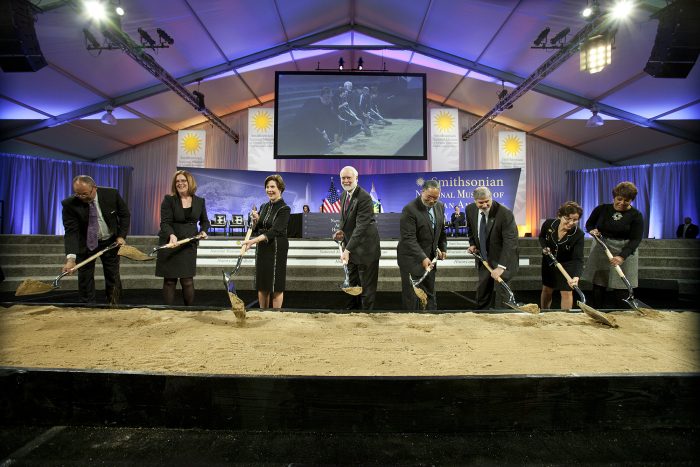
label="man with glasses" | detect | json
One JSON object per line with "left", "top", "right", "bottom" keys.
{"left": 397, "top": 179, "right": 447, "bottom": 311}
{"left": 466, "top": 186, "right": 519, "bottom": 309}
{"left": 61, "top": 175, "right": 130, "bottom": 304}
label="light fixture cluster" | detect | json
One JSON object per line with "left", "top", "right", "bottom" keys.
{"left": 531, "top": 27, "right": 570, "bottom": 49}
{"left": 316, "top": 57, "right": 385, "bottom": 72}
{"left": 580, "top": 34, "right": 612, "bottom": 74}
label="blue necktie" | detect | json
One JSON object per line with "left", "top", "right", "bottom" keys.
{"left": 479, "top": 212, "right": 488, "bottom": 259}
{"left": 87, "top": 201, "right": 99, "bottom": 250}
{"left": 428, "top": 209, "right": 435, "bottom": 230}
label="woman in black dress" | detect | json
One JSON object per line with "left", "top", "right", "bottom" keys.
{"left": 155, "top": 170, "right": 209, "bottom": 306}
{"left": 242, "top": 174, "right": 291, "bottom": 309}
{"left": 539, "top": 201, "right": 584, "bottom": 310}
{"left": 582, "top": 181, "right": 643, "bottom": 308}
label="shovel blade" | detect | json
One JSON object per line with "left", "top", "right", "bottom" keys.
{"left": 15, "top": 279, "right": 56, "bottom": 296}
{"left": 579, "top": 301, "right": 618, "bottom": 328}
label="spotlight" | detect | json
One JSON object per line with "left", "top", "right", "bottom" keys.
{"left": 582, "top": 0, "right": 600, "bottom": 18}
{"left": 338, "top": 57, "right": 344, "bottom": 71}
{"left": 533, "top": 27, "right": 550, "bottom": 46}
{"left": 83, "top": 28, "right": 101, "bottom": 49}
{"left": 550, "top": 27, "right": 570, "bottom": 45}
{"left": 156, "top": 28, "right": 174, "bottom": 45}
{"left": 611, "top": 0, "right": 634, "bottom": 19}
{"left": 357, "top": 57, "right": 363, "bottom": 70}
{"left": 84, "top": 0, "right": 107, "bottom": 20}
{"left": 138, "top": 28, "right": 157, "bottom": 49}
{"left": 100, "top": 106, "right": 117, "bottom": 125}
{"left": 192, "top": 90, "right": 205, "bottom": 111}
{"left": 115, "top": 6, "right": 125, "bottom": 16}
{"left": 580, "top": 33, "right": 612, "bottom": 73}
{"left": 497, "top": 89, "right": 508, "bottom": 100}
{"left": 585, "top": 109, "right": 604, "bottom": 127}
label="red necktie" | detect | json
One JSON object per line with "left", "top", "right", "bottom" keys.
{"left": 344, "top": 193, "right": 351, "bottom": 213}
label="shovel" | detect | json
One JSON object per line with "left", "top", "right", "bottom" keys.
{"left": 409, "top": 249, "right": 441, "bottom": 310}
{"left": 591, "top": 233, "right": 656, "bottom": 316}
{"left": 544, "top": 250, "right": 618, "bottom": 328}
{"left": 336, "top": 241, "right": 362, "bottom": 296}
{"left": 117, "top": 244, "right": 154, "bottom": 261}
{"left": 15, "top": 242, "right": 120, "bottom": 296}
{"left": 221, "top": 229, "right": 253, "bottom": 321}
{"left": 149, "top": 232, "right": 205, "bottom": 257}
{"left": 469, "top": 250, "right": 540, "bottom": 313}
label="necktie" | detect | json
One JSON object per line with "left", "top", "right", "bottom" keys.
{"left": 344, "top": 193, "right": 351, "bottom": 213}
{"left": 479, "top": 212, "right": 488, "bottom": 259}
{"left": 428, "top": 209, "right": 435, "bottom": 230}
{"left": 87, "top": 201, "right": 99, "bottom": 250}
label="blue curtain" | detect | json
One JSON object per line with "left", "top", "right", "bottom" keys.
{"left": 0, "top": 153, "right": 132, "bottom": 235}
{"left": 567, "top": 161, "right": 700, "bottom": 239}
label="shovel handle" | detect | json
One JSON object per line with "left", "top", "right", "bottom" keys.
{"left": 239, "top": 228, "right": 253, "bottom": 256}
{"left": 71, "top": 242, "right": 119, "bottom": 272}
{"left": 470, "top": 251, "right": 505, "bottom": 284}
{"left": 593, "top": 234, "right": 627, "bottom": 279}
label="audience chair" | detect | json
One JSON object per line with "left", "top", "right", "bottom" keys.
{"left": 229, "top": 214, "right": 246, "bottom": 236}
{"left": 210, "top": 214, "right": 227, "bottom": 236}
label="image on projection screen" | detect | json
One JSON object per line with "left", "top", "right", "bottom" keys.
{"left": 275, "top": 71, "right": 427, "bottom": 159}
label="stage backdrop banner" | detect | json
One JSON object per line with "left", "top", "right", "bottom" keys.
{"left": 247, "top": 108, "right": 275, "bottom": 171}
{"left": 177, "top": 130, "right": 206, "bottom": 167}
{"left": 184, "top": 167, "right": 520, "bottom": 224}
{"left": 430, "top": 108, "right": 459, "bottom": 172}
{"left": 498, "top": 131, "right": 526, "bottom": 226}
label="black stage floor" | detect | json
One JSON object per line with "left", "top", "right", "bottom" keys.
{"left": 2, "top": 287, "right": 698, "bottom": 311}
{"left": 2, "top": 425, "right": 697, "bottom": 465}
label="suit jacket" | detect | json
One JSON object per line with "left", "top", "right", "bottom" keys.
{"left": 62, "top": 187, "right": 130, "bottom": 256}
{"left": 451, "top": 212, "right": 466, "bottom": 226}
{"left": 158, "top": 194, "right": 210, "bottom": 243}
{"left": 397, "top": 196, "right": 447, "bottom": 272}
{"left": 466, "top": 200, "right": 519, "bottom": 273}
{"left": 676, "top": 223, "right": 699, "bottom": 239}
{"left": 340, "top": 186, "right": 381, "bottom": 265}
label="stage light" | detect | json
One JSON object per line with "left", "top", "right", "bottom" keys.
{"left": 115, "top": 6, "right": 125, "bottom": 16}
{"left": 84, "top": 0, "right": 107, "bottom": 20}
{"left": 138, "top": 28, "right": 157, "bottom": 49}
{"left": 550, "top": 27, "right": 570, "bottom": 46}
{"left": 156, "top": 28, "right": 174, "bottom": 45}
{"left": 192, "top": 90, "right": 205, "bottom": 111}
{"left": 533, "top": 27, "right": 550, "bottom": 46}
{"left": 585, "top": 108, "right": 604, "bottom": 127}
{"left": 582, "top": 0, "right": 600, "bottom": 18}
{"left": 100, "top": 106, "right": 117, "bottom": 125}
{"left": 83, "top": 28, "right": 101, "bottom": 49}
{"left": 338, "top": 57, "right": 344, "bottom": 71}
{"left": 580, "top": 33, "right": 612, "bottom": 73}
{"left": 497, "top": 89, "right": 507, "bottom": 100}
{"left": 357, "top": 57, "right": 364, "bottom": 70}
{"left": 611, "top": 0, "right": 634, "bottom": 19}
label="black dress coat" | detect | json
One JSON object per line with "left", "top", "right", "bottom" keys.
{"left": 538, "top": 218, "right": 584, "bottom": 290}
{"left": 339, "top": 186, "right": 381, "bottom": 265}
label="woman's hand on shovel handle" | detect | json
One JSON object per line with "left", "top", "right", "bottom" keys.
{"left": 610, "top": 255, "right": 624, "bottom": 266}
{"left": 167, "top": 234, "right": 178, "bottom": 247}
{"left": 589, "top": 229, "right": 600, "bottom": 237}
{"left": 568, "top": 276, "right": 580, "bottom": 288}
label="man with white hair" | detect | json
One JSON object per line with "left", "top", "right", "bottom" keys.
{"left": 333, "top": 166, "right": 381, "bottom": 310}
{"left": 466, "top": 186, "right": 519, "bottom": 309}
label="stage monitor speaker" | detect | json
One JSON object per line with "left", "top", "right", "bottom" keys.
{"left": 643, "top": 0, "right": 700, "bottom": 79}
{"left": 0, "top": 0, "right": 48, "bottom": 72}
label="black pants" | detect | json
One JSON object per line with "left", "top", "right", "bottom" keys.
{"left": 77, "top": 238, "right": 121, "bottom": 304}
{"left": 347, "top": 258, "right": 379, "bottom": 310}
{"left": 400, "top": 265, "right": 437, "bottom": 311}
{"left": 475, "top": 263, "right": 512, "bottom": 309}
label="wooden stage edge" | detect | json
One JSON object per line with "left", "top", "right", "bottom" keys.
{"left": 2, "top": 366, "right": 698, "bottom": 433}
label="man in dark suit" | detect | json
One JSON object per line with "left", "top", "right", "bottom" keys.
{"left": 62, "top": 175, "right": 130, "bottom": 304}
{"left": 466, "top": 186, "right": 519, "bottom": 309}
{"left": 333, "top": 166, "right": 381, "bottom": 310}
{"left": 676, "top": 217, "right": 699, "bottom": 239}
{"left": 397, "top": 180, "right": 448, "bottom": 311}
{"left": 450, "top": 205, "right": 466, "bottom": 236}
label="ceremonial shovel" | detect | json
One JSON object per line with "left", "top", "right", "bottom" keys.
{"left": 222, "top": 229, "right": 253, "bottom": 320}
{"left": 15, "top": 242, "right": 120, "bottom": 296}
{"left": 149, "top": 232, "right": 206, "bottom": 257}
{"left": 469, "top": 250, "right": 540, "bottom": 313}
{"left": 591, "top": 234, "right": 656, "bottom": 316}
{"left": 336, "top": 241, "right": 362, "bottom": 296}
{"left": 544, "top": 250, "right": 617, "bottom": 328}
{"left": 409, "top": 249, "right": 441, "bottom": 310}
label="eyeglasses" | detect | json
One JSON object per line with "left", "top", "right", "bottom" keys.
{"left": 561, "top": 217, "right": 580, "bottom": 224}
{"left": 73, "top": 186, "right": 95, "bottom": 198}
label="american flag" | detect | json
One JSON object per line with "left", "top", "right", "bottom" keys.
{"left": 322, "top": 177, "right": 342, "bottom": 213}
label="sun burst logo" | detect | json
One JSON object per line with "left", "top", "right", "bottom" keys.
{"left": 252, "top": 111, "right": 272, "bottom": 132}
{"left": 502, "top": 134, "right": 523, "bottom": 156}
{"left": 433, "top": 111, "right": 455, "bottom": 133}
{"left": 180, "top": 132, "right": 202, "bottom": 155}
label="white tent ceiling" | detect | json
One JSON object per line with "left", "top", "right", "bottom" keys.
{"left": 1, "top": 0, "right": 698, "bottom": 164}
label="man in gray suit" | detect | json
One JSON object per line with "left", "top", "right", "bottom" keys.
{"left": 466, "top": 186, "right": 519, "bottom": 309}
{"left": 333, "top": 166, "right": 381, "bottom": 310}
{"left": 397, "top": 179, "right": 448, "bottom": 311}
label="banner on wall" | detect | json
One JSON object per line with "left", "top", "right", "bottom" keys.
{"left": 247, "top": 108, "right": 275, "bottom": 171}
{"left": 177, "top": 130, "right": 206, "bottom": 167}
{"left": 184, "top": 167, "right": 520, "bottom": 222}
{"left": 498, "top": 131, "right": 527, "bottom": 225}
{"left": 430, "top": 108, "right": 459, "bottom": 172}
